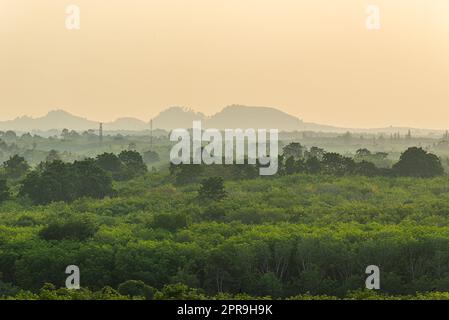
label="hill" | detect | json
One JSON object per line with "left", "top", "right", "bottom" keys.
{"left": 0, "top": 106, "right": 445, "bottom": 136}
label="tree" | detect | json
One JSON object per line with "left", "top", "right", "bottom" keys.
{"left": 0, "top": 139, "right": 7, "bottom": 151}
{"left": 72, "top": 159, "right": 115, "bottom": 199}
{"left": 307, "top": 147, "right": 325, "bottom": 160}
{"left": 284, "top": 156, "right": 297, "bottom": 175}
{"left": 154, "top": 283, "right": 206, "bottom": 300}
{"left": 39, "top": 215, "right": 98, "bottom": 241}
{"left": 143, "top": 150, "right": 160, "bottom": 164}
{"left": 0, "top": 179, "right": 10, "bottom": 203}
{"left": 305, "top": 157, "right": 321, "bottom": 174}
{"left": 199, "top": 177, "right": 227, "bottom": 201}
{"left": 253, "top": 272, "right": 283, "bottom": 297}
{"left": 353, "top": 161, "right": 379, "bottom": 177}
{"left": 171, "top": 163, "right": 204, "bottom": 185}
{"left": 341, "top": 131, "right": 352, "bottom": 142}
{"left": 284, "top": 156, "right": 304, "bottom": 175}
{"left": 321, "top": 153, "right": 354, "bottom": 175}
{"left": 20, "top": 161, "right": 75, "bottom": 204}
{"left": 45, "top": 150, "right": 61, "bottom": 163}
{"left": 4, "top": 131, "right": 16, "bottom": 139}
{"left": 151, "top": 212, "right": 188, "bottom": 231}
{"left": 355, "top": 148, "right": 371, "bottom": 158}
{"left": 393, "top": 147, "right": 444, "bottom": 178}
{"left": 118, "top": 280, "right": 154, "bottom": 299}
{"left": 118, "top": 150, "right": 147, "bottom": 180}
{"left": 283, "top": 143, "right": 304, "bottom": 160}
{"left": 96, "top": 153, "right": 124, "bottom": 179}
{"left": 231, "top": 163, "right": 259, "bottom": 180}
{"left": 20, "top": 159, "right": 114, "bottom": 205}
{"left": 3, "top": 155, "right": 30, "bottom": 179}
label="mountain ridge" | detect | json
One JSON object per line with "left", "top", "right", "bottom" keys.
{"left": 0, "top": 106, "right": 445, "bottom": 136}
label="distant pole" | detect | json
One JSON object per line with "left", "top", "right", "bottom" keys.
{"left": 99, "top": 122, "right": 103, "bottom": 144}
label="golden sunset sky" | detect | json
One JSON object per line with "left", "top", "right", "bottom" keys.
{"left": 1, "top": 0, "right": 449, "bottom": 128}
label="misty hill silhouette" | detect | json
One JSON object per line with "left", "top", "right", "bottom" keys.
{"left": 152, "top": 107, "right": 205, "bottom": 130}
{"left": 0, "top": 106, "right": 443, "bottom": 135}
{"left": 0, "top": 106, "right": 308, "bottom": 132}
{"left": 106, "top": 117, "right": 148, "bottom": 131}
{"left": 0, "top": 110, "right": 98, "bottom": 131}
{"left": 205, "top": 105, "right": 302, "bottom": 130}
{"left": 152, "top": 105, "right": 309, "bottom": 131}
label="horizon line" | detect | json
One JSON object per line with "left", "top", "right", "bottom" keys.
{"left": 0, "top": 106, "right": 448, "bottom": 132}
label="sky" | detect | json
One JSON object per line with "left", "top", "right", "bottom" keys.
{"left": 1, "top": 0, "right": 449, "bottom": 129}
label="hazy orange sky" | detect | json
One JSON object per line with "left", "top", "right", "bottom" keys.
{"left": 1, "top": 0, "right": 449, "bottom": 128}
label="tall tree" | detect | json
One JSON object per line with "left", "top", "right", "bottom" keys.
{"left": 20, "top": 159, "right": 114, "bottom": 205}
{"left": 45, "top": 150, "right": 61, "bottom": 163}
{"left": 3, "top": 155, "right": 30, "bottom": 179}
{"left": 393, "top": 147, "right": 444, "bottom": 177}
{"left": 305, "top": 156, "right": 321, "bottom": 174}
{"left": 283, "top": 143, "right": 304, "bottom": 160}
{"left": 199, "top": 177, "right": 227, "bottom": 201}
{"left": 96, "top": 153, "right": 124, "bottom": 179}
{"left": 118, "top": 150, "right": 148, "bottom": 180}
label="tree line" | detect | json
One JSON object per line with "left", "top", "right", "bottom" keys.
{"left": 169, "top": 145, "right": 445, "bottom": 186}
{"left": 0, "top": 145, "right": 444, "bottom": 206}
{"left": 0, "top": 150, "right": 148, "bottom": 205}
{"left": 279, "top": 144, "right": 444, "bottom": 178}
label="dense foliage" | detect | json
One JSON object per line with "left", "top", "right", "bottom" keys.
{"left": 0, "top": 180, "right": 9, "bottom": 203}
{"left": 96, "top": 151, "right": 148, "bottom": 181}
{"left": 1, "top": 143, "right": 449, "bottom": 300}
{"left": 1, "top": 169, "right": 449, "bottom": 299}
{"left": 393, "top": 147, "right": 444, "bottom": 177}
{"left": 19, "top": 160, "right": 114, "bottom": 205}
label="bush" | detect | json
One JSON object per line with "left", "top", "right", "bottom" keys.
{"left": 151, "top": 212, "right": 188, "bottom": 231}
{"left": 39, "top": 215, "right": 99, "bottom": 241}
{"left": 198, "top": 177, "right": 227, "bottom": 201}
{"left": 118, "top": 280, "right": 154, "bottom": 299}
{"left": 154, "top": 283, "right": 206, "bottom": 300}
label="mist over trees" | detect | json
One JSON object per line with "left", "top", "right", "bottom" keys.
{"left": 1, "top": 127, "right": 449, "bottom": 300}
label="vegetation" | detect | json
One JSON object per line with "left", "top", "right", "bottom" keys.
{"left": 2, "top": 130, "right": 449, "bottom": 300}
{"left": 198, "top": 177, "right": 227, "bottom": 201}
{"left": 19, "top": 160, "right": 114, "bottom": 205}
{"left": 393, "top": 147, "right": 444, "bottom": 177}
{"left": 0, "top": 180, "right": 9, "bottom": 203}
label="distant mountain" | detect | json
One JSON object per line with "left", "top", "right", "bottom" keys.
{"left": 152, "top": 107, "right": 205, "bottom": 130}
{"left": 205, "top": 105, "right": 303, "bottom": 131}
{"left": 0, "top": 110, "right": 98, "bottom": 131}
{"left": 0, "top": 106, "right": 445, "bottom": 136}
{"left": 151, "top": 105, "right": 308, "bottom": 131}
{"left": 105, "top": 117, "right": 148, "bottom": 131}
